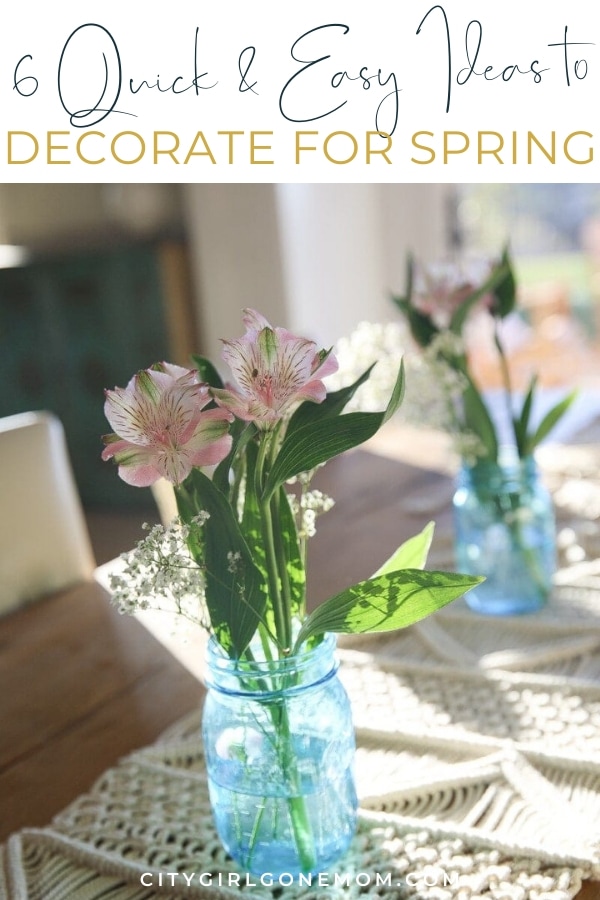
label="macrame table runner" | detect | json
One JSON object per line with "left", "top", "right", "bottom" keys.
{"left": 2, "top": 444, "right": 600, "bottom": 900}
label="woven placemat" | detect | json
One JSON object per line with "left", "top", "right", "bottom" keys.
{"left": 3, "top": 445, "right": 600, "bottom": 899}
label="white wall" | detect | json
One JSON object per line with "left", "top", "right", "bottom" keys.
{"left": 275, "top": 183, "right": 453, "bottom": 346}
{"left": 183, "top": 183, "right": 453, "bottom": 356}
{"left": 381, "top": 183, "right": 453, "bottom": 294}
{"left": 182, "top": 184, "right": 289, "bottom": 361}
{"left": 275, "top": 184, "right": 388, "bottom": 347}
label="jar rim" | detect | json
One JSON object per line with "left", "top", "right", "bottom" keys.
{"left": 461, "top": 449, "right": 537, "bottom": 479}
{"left": 205, "top": 633, "right": 338, "bottom": 696}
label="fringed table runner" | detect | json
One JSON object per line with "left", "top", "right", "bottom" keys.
{"left": 2, "top": 445, "right": 600, "bottom": 899}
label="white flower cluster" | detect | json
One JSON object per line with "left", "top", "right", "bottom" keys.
{"left": 425, "top": 330, "right": 465, "bottom": 360}
{"left": 452, "top": 431, "right": 488, "bottom": 466}
{"left": 327, "top": 320, "right": 488, "bottom": 463}
{"left": 287, "top": 468, "right": 323, "bottom": 487}
{"left": 405, "top": 332, "right": 466, "bottom": 424}
{"left": 227, "top": 550, "right": 243, "bottom": 574}
{"left": 326, "top": 320, "right": 408, "bottom": 413}
{"left": 401, "top": 335, "right": 486, "bottom": 462}
{"left": 109, "top": 516, "right": 210, "bottom": 630}
{"left": 287, "top": 488, "right": 335, "bottom": 540}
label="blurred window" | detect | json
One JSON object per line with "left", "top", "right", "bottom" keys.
{"left": 453, "top": 184, "right": 600, "bottom": 388}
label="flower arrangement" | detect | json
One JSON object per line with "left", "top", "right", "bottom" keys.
{"left": 103, "top": 308, "right": 480, "bottom": 660}
{"left": 101, "top": 308, "right": 482, "bottom": 874}
{"left": 391, "top": 251, "right": 576, "bottom": 614}
{"left": 391, "top": 249, "right": 577, "bottom": 464}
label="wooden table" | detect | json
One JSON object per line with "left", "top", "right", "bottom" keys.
{"left": 0, "top": 579, "right": 202, "bottom": 842}
{"left": 1, "top": 449, "right": 598, "bottom": 899}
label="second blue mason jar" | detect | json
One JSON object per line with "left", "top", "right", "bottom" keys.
{"left": 453, "top": 453, "right": 556, "bottom": 615}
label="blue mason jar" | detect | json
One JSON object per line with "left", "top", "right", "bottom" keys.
{"left": 202, "top": 633, "right": 358, "bottom": 876}
{"left": 453, "top": 453, "right": 556, "bottom": 615}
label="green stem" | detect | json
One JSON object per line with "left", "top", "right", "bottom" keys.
{"left": 505, "top": 506, "right": 549, "bottom": 599}
{"left": 244, "top": 431, "right": 314, "bottom": 868}
{"left": 256, "top": 434, "right": 292, "bottom": 654}
{"left": 268, "top": 423, "right": 296, "bottom": 631}
{"left": 260, "top": 496, "right": 291, "bottom": 653}
{"left": 230, "top": 454, "right": 246, "bottom": 516}
{"left": 272, "top": 489, "right": 295, "bottom": 633}
{"left": 494, "top": 321, "right": 518, "bottom": 452}
{"left": 239, "top": 692, "right": 317, "bottom": 873}
{"left": 258, "top": 622, "right": 274, "bottom": 662}
{"left": 296, "top": 478, "right": 315, "bottom": 614}
{"left": 245, "top": 802, "right": 267, "bottom": 871}
{"left": 271, "top": 699, "right": 316, "bottom": 873}
{"left": 440, "top": 349, "right": 468, "bottom": 436}
{"left": 484, "top": 482, "right": 549, "bottom": 599}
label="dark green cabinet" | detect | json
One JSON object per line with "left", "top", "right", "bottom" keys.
{"left": 0, "top": 243, "right": 178, "bottom": 508}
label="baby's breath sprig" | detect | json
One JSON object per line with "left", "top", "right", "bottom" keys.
{"left": 109, "top": 516, "right": 210, "bottom": 631}
{"left": 286, "top": 465, "right": 335, "bottom": 562}
{"left": 328, "top": 320, "right": 486, "bottom": 461}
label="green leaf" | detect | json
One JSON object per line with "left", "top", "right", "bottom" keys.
{"left": 238, "top": 447, "right": 305, "bottom": 632}
{"left": 383, "top": 358, "right": 405, "bottom": 423}
{"left": 391, "top": 254, "right": 441, "bottom": 348}
{"left": 263, "top": 364, "right": 405, "bottom": 500}
{"left": 372, "top": 522, "right": 435, "bottom": 577}
{"left": 191, "top": 354, "right": 224, "bottom": 389}
{"left": 174, "top": 480, "right": 205, "bottom": 562}
{"left": 396, "top": 298, "right": 439, "bottom": 347}
{"left": 286, "top": 364, "right": 376, "bottom": 436}
{"left": 294, "top": 569, "right": 484, "bottom": 649}
{"left": 449, "top": 257, "right": 513, "bottom": 335}
{"left": 462, "top": 374, "right": 499, "bottom": 462}
{"left": 240, "top": 440, "right": 267, "bottom": 584}
{"left": 212, "top": 420, "right": 255, "bottom": 496}
{"left": 513, "top": 375, "right": 537, "bottom": 457}
{"left": 390, "top": 252, "right": 414, "bottom": 310}
{"left": 238, "top": 442, "right": 281, "bottom": 644}
{"left": 176, "top": 470, "right": 265, "bottom": 658}
{"left": 274, "top": 486, "right": 305, "bottom": 617}
{"left": 405, "top": 250, "right": 414, "bottom": 300}
{"left": 238, "top": 444, "right": 305, "bottom": 642}
{"left": 491, "top": 245, "right": 517, "bottom": 319}
{"left": 264, "top": 413, "right": 380, "bottom": 499}
{"left": 524, "top": 389, "right": 578, "bottom": 455}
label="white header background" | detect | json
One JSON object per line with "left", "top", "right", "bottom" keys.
{"left": 0, "top": 0, "right": 597, "bottom": 181}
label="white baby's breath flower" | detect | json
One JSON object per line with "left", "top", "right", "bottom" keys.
{"left": 286, "top": 486, "right": 334, "bottom": 542}
{"left": 453, "top": 432, "right": 488, "bottom": 466}
{"left": 326, "top": 321, "right": 407, "bottom": 413}
{"left": 425, "top": 330, "right": 466, "bottom": 360}
{"left": 300, "top": 508, "right": 317, "bottom": 539}
{"left": 227, "top": 550, "right": 243, "bottom": 574}
{"left": 300, "top": 489, "right": 335, "bottom": 514}
{"left": 329, "top": 319, "right": 486, "bottom": 462}
{"left": 109, "top": 516, "right": 210, "bottom": 632}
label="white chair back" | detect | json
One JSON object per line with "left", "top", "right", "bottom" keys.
{"left": 0, "top": 411, "right": 96, "bottom": 614}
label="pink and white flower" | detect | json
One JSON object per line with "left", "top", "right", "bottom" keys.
{"left": 413, "top": 259, "right": 493, "bottom": 329}
{"left": 102, "top": 362, "right": 233, "bottom": 486}
{"left": 212, "top": 309, "right": 338, "bottom": 426}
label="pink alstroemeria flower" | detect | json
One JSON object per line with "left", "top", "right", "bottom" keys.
{"left": 414, "top": 260, "right": 493, "bottom": 329}
{"left": 102, "top": 362, "right": 233, "bottom": 486}
{"left": 212, "top": 309, "right": 338, "bottom": 426}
